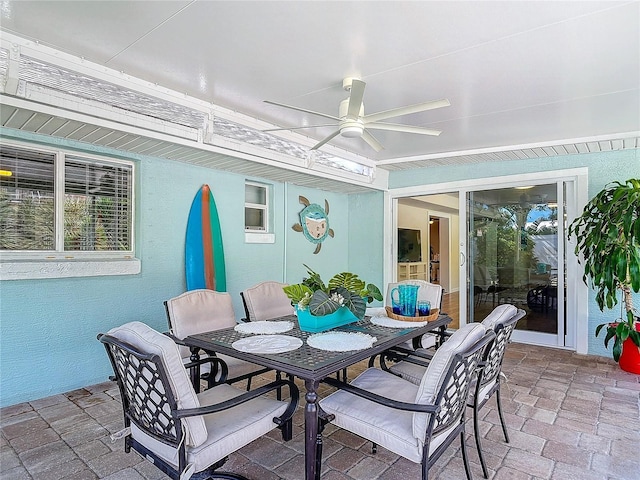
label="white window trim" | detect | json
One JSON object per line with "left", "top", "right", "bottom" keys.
{"left": 244, "top": 232, "right": 275, "bottom": 244}
{"left": 0, "top": 140, "right": 139, "bottom": 280}
{"left": 0, "top": 258, "right": 141, "bottom": 280}
{"left": 244, "top": 180, "right": 274, "bottom": 243}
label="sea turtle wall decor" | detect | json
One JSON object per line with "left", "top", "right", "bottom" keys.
{"left": 292, "top": 195, "right": 334, "bottom": 254}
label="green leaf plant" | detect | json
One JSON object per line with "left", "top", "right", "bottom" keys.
{"left": 283, "top": 264, "right": 383, "bottom": 320}
{"left": 567, "top": 179, "right": 640, "bottom": 362}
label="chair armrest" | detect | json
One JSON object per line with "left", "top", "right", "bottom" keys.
{"left": 164, "top": 332, "right": 230, "bottom": 385}
{"left": 163, "top": 331, "right": 187, "bottom": 346}
{"left": 322, "top": 377, "right": 439, "bottom": 414}
{"left": 175, "top": 378, "right": 299, "bottom": 424}
{"left": 183, "top": 356, "right": 229, "bottom": 383}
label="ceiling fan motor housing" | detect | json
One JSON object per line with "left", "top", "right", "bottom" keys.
{"left": 338, "top": 98, "right": 364, "bottom": 137}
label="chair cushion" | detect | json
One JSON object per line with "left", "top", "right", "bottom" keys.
{"left": 413, "top": 322, "right": 486, "bottom": 441}
{"left": 131, "top": 383, "right": 288, "bottom": 472}
{"left": 480, "top": 304, "right": 517, "bottom": 331}
{"left": 243, "top": 281, "right": 294, "bottom": 321}
{"left": 166, "top": 290, "right": 236, "bottom": 358}
{"left": 319, "top": 368, "right": 458, "bottom": 463}
{"left": 319, "top": 368, "right": 422, "bottom": 462}
{"left": 388, "top": 353, "right": 429, "bottom": 385}
{"left": 106, "top": 321, "right": 208, "bottom": 447}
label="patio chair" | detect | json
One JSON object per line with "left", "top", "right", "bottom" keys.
{"left": 98, "top": 321, "right": 298, "bottom": 480}
{"left": 319, "top": 323, "right": 494, "bottom": 480}
{"left": 240, "top": 281, "right": 294, "bottom": 322}
{"left": 164, "top": 289, "right": 271, "bottom": 391}
{"left": 386, "top": 304, "right": 525, "bottom": 478}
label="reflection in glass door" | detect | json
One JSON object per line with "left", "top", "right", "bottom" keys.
{"left": 467, "top": 183, "right": 566, "bottom": 346}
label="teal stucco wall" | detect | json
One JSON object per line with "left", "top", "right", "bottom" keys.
{"left": 0, "top": 133, "right": 363, "bottom": 407}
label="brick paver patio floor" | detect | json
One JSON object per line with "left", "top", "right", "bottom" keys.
{"left": 2, "top": 342, "right": 639, "bottom": 480}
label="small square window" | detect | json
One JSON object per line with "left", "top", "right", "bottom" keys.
{"left": 244, "top": 182, "right": 269, "bottom": 232}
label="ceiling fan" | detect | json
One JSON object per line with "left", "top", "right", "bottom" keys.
{"left": 263, "top": 77, "right": 450, "bottom": 152}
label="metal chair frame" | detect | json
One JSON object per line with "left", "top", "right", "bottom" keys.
{"left": 469, "top": 310, "right": 523, "bottom": 478}
{"left": 319, "top": 330, "right": 495, "bottom": 480}
{"left": 373, "top": 308, "right": 525, "bottom": 479}
{"left": 98, "top": 332, "right": 298, "bottom": 480}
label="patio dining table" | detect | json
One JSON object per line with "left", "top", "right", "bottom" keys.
{"left": 184, "top": 313, "right": 452, "bottom": 480}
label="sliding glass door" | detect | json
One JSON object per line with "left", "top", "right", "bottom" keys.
{"left": 466, "top": 182, "right": 568, "bottom": 347}
{"left": 389, "top": 169, "right": 587, "bottom": 351}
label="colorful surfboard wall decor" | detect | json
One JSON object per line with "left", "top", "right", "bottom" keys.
{"left": 185, "top": 184, "right": 227, "bottom": 291}
{"left": 292, "top": 195, "right": 334, "bottom": 254}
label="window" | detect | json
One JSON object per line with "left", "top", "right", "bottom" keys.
{"left": 245, "top": 181, "right": 268, "bottom": 232}
{"left": 0, "top": 142, "right": 138, "bottom": 279}
{"left": 244, "top": 181, "right": 274, "bottom": 243}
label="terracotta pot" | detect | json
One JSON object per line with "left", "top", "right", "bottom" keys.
{"left": 619, "top": 323, "right": 640, "bottom": 375}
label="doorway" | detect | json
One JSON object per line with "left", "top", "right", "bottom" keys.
{"left": 395, "top": 195, "right": 459, "bottom": 327}
{"left": 387, "top": 168, "right": 588, "bottom": 352}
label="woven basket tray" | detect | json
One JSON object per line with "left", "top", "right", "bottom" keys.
{"left": 384, "top": 306, "right": 440, "bottom": 322}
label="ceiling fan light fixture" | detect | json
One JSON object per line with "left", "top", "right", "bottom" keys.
{"left": 341, "top": 125, "right": 364, "bottom": 138}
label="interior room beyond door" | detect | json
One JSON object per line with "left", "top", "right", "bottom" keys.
{"left": 467, "top": 184, "right": 563, "bottom": 345}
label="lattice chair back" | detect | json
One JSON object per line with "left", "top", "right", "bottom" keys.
{"left": 104, "top": 335, "right": 179, "bottom": 447}
{"left": 413, "top": 323, "right": 494, "bottom": 443}
{"left": 477, "top": 305, "right": 524, "bottom": 398}
{"left": 241, "top": 281, "right": 294, "bottom": 321}
{"left": 386, "top": 280, "right": 443, "bottom": 310}
{"left": 99, "top": 322, "right": 207, "bottom": 471}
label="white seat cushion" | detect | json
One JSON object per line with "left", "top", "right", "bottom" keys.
{"left": 320, "top": 368, "right": 422, "bottom": 462}
{"left": 106, "top": 321, "right": 208, "bottom": 447}
{"left": 389, "top": 353, "right": 430, "bottom": 385}
{"left": 480, "top": 304, "right": 517, "bottom": 331}
{"left": 132, "top": 382, "right": 288, "bottom": 472}
{"left": 320, "top": 368, "right": 460, "bottom": 463}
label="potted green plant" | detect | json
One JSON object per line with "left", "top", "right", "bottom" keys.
{"left": 567, "top": 178, "right": 640, "bottom": 373}
{"left": 283, "top": 264, "right": 383, "bottom": 332}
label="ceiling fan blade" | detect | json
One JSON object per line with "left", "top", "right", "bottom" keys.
{"left": 262, "top": 123, "right": 338, "bottom": 133}
{"left": 363, "top": 98, "right": 450, "bottom": 123}
{"left": 264, "top": 100, "right": 340, "bottom": 121}
{"left": 310, "top": 130, "right": 341, "bottom": 150}
{"left": 346, "top": 79, "right": 366, "bottom": 118}
{"left": 366, "top": 122, "right": 442, "bottom": 136}
{"left": 362, "top": 130, "right": 384, "bottom": 152}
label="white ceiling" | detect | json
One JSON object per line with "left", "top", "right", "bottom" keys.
{"left": 1, "top": 1, "right": 639, "bottom": 171}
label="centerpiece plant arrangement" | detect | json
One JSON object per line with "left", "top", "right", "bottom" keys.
{"left": 283, "top": 264, "right": 383, "bottom": 320}
{"left": 567, "top": 178, "right": 640, "bottom": 371}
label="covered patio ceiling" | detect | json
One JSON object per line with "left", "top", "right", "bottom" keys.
{"left": 0, "top": 1, "right": 638, "bottom": 193}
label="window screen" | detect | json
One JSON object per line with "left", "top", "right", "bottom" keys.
{"left": 0, "top": 146, "right": 55, "bottom": 250}
{"left": 0, "top": 143, "right": 133, "bottom": 254}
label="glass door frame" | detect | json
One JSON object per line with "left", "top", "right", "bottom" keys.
{"left": 384, "top": 167, "right": 589, "bottom": 353}
{"left": 466, "top": 181, "right": 567, "bottom": 347}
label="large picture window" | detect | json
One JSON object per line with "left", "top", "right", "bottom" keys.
{"left": 0, "top": 143, "right": 134, "bottom": 258}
